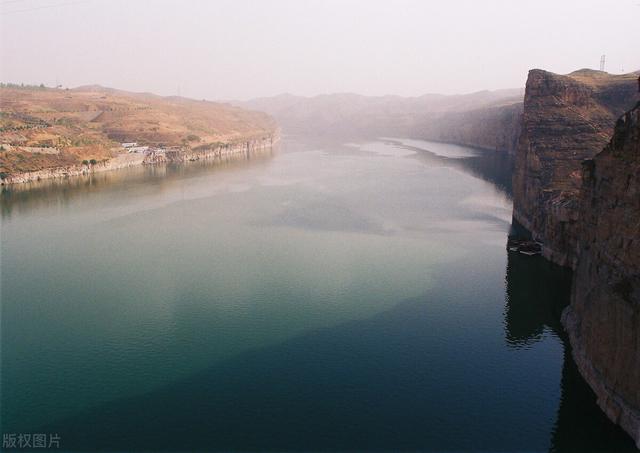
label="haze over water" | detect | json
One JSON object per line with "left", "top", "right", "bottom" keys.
{"left": 1, "top": 138, "right": 635, "bottom": 451}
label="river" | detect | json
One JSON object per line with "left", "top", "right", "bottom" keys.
{"left": 0, "top": 137, "right": 635, "bottom": 452}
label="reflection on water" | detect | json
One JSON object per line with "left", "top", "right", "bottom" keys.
{"left": 24, "top": 252, "right": 635, "bottom": 452}
{"left": 1, "top": 138, "right": 635, "bottom": 452}
{"left": 504, "top": 250, "right": 571, "bottom": 347}
{"left": 391, "top": 138, "right": 514, "bottom": 197}
{"left": 504, "top": 252, "right": 636, "bottom": 452}
{"left": 0, "top": 148, "right": 275, "bottom": 219}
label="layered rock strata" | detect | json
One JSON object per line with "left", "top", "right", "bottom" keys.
{"left": 512, "top": 69, "right": 638, "bottom": 267}
{"left": 562, "top": 103, "right": 640, "bottom": 448}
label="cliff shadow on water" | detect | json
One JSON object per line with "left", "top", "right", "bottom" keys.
{"left": 395, "top": 140, "right": 515, "bottom": 197}
{"left": 450, "top": 148, "right": 514, "bottom": 197}
{"left": 18, "top": 247, "right": 636, "bottom": 452}
{"left": 504, "top": 250, "right": 637, "bottom": 452}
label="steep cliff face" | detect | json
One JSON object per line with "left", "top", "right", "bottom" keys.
{"left": 417, "top": 101, "right": 523, "bottom": 154}
{"left": 562, "top": 103, "right": 640, "bottom": 448}
{"left": 512, "top": 69, "right": 639, "bottom": 266}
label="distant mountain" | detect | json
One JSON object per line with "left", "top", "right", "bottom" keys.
{"left": 235, "top": 88, "right": 524, "bottom": 152}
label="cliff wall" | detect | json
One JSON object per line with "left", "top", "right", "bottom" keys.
{"left": 512, "top": 69, "right": 639, "bottom": 267}
{"left": 417, "top": 101, "right": 523, "bottom": 154}
{"left": 562, "top": 103, "right": 640, "bottom": 448}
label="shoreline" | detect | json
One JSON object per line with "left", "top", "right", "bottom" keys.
{"left": 1, "top": 132, "right": 280, "bottom": 186}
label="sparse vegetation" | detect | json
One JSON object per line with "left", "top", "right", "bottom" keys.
{"left": 0, "top": 82, "right": 47, "bottom": 90}
{"left": 0, "top": 84, "right": 276, "bottom": 177}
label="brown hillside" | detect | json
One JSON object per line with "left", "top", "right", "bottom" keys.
{"left": 0, "top": 85, "right": 276, "bottom": 176}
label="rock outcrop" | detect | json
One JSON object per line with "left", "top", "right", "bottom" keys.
{"left": 562, "top": 103, "right": 640, "bottom": 448}
{"left": 512, "top": 69, "right": 639, "bottom": 267}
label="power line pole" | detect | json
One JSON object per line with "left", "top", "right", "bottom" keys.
{"left": 599, "top": 55, "right": 606, "bottom": 72}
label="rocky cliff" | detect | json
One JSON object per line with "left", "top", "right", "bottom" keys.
{"left": 562, "top": 103, "right": 640, "bottom": 448}
{"left": 417, "top": 101, "right": 523, "bottom": 154}
{"left": 512, "top": 69, "right": 639, "bottom": 267}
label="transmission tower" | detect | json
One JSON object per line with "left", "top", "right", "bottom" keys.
{"left": 599, "top": 55, "right": 606, "bottom": 72}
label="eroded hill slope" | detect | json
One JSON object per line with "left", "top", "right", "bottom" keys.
{"left": 0, "top": 85, "right": 277, "bottom": 178}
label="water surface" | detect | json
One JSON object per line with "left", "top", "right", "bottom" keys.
{"left": 1, "top": 138, "right": 634, "bottom": 452}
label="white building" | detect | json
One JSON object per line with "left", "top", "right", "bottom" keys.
{"left": 121, "top": 142, "right": 138, "bottom": 148}
{"left": 127, "top": 146, "right": 149, "bottom": 153}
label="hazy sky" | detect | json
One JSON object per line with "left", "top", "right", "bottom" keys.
{"left": 1, "top": 0, "right": 639, "bottom": 100}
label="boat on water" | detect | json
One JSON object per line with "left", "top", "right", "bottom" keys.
{"left": 506, "top": 237, "right": 542, "bottom": 256}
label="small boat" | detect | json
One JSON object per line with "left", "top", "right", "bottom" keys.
{"left": 507, "top": 237, "right": 542, "bottom": 256}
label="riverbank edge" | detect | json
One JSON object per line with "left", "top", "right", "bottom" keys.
{"left": 1, "top": 132, "right": 280, "bottom": 185}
